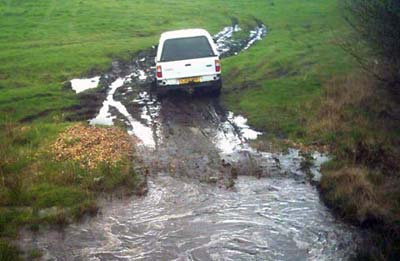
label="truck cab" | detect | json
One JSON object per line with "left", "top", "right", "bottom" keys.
{"left": 155, "top": 29, "right": 222, "bottom": 96}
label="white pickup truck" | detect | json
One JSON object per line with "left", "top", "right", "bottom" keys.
{"left": 154, "top": 29, "right": 222, "bottom": 96}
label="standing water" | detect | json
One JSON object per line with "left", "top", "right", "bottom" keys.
{"left": 20, "top": 173, "right": 358, "bottom": 260}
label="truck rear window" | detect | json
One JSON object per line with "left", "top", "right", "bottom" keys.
{"left": 160, "top": 36, "right": 215, "bottom": 62}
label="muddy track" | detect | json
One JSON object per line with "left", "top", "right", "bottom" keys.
{"left": 19, "top": 22, "right": 362, "bottom": 260}
{"left": 75, "top": 22, "right": 270, "bottom": 185}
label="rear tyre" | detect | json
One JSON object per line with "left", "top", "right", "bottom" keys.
{"left": 150, "top": 79, "right": 157, "bottom": 92}
{"left": 155, "top": 84, "right": 168, "bottom": 99}
{"left": 210, "top": 79, "right": 222, "bottom": 96}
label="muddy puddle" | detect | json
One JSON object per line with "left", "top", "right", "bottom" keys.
{"left": 19, "top": 22, "right": 361, "bottom": 260}
{"left": 71, "top": 76, "right": 101, "bottom": 93}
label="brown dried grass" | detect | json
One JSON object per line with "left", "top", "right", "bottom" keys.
{"left": 309, "top": 73, "right": 375, "bottom": 134}
{"left": 319, "top": 167, "right": 385, "bottom": 224}
{"left": 52, "top": 124, "right": 135, "bottom": 169}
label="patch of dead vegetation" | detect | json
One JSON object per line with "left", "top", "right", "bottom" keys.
{"left": 309, "top": 73, "right": 376, "bottom": 135}
{"left": 319, "top": 167, "right": 384, "bottom": 225}
{"left": 313, "top": 71, "right": 400, "bottom": 258}
{"left": 52, "top": 124, "right": 136, "bottom": 169}
{"left": 308, "top": 72, "right": 399, "bottom": 172}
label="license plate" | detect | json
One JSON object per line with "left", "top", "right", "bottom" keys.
{"left": 179, "top": 77, "right": 201, "bottom": 85}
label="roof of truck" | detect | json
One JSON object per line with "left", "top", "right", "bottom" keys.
{"left": 160, "top": 29, "right": 211, "bottom": 41}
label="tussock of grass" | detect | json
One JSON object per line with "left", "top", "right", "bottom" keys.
{"left": 320, "top": 164, "right": 400, "bottom": 259}
{"left": 319, "top": 166, "right": 383, "bottom": 225}
{"left": 0, "top": 240, "right": 20, "bottom": 261}
{"left": 308, "top": 73, "right": 399, "bottom": 172}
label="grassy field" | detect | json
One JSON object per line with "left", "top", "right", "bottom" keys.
{"left": 4, "top": 0, "right": 394, "bottom": 259}
{"left": 0, "top": 0, "right": 348, "bottom": 125}
{"left": 0, "top": 0, "right": 225, "bottom": 122}
{"left": 221, "top": 1, "right": 352, "bottom": 139}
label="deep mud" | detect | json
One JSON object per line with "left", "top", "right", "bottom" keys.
{"left": 19, "top": 22, "right": 361, "bottom": 260}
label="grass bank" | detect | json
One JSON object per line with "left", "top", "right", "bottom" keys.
{"left": 314, "top": 73, "right": 400, "bottom": 260}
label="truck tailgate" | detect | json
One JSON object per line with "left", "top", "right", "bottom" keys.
{"left": 160, "top": 57, "right": 217, "bottom": 80}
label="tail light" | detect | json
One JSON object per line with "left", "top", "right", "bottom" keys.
{"left": 215, "top": 60, "right": 221, "bottom": 72}
{"left": 156, "top": 65, "right": 162, "bottom": 78}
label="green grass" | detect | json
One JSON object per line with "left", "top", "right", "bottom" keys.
{"left": 0, "top": 0, "right": 350, "bottom": 126}
{"left": 0, "top": 0, "right": 239, "bottom": 122}
{"left": 221, "top": 1, "right": 353, "bottom": 139}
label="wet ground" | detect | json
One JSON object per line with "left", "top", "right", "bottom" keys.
{"left": 20, "top": 23, "right": 360, "bottom": 260}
